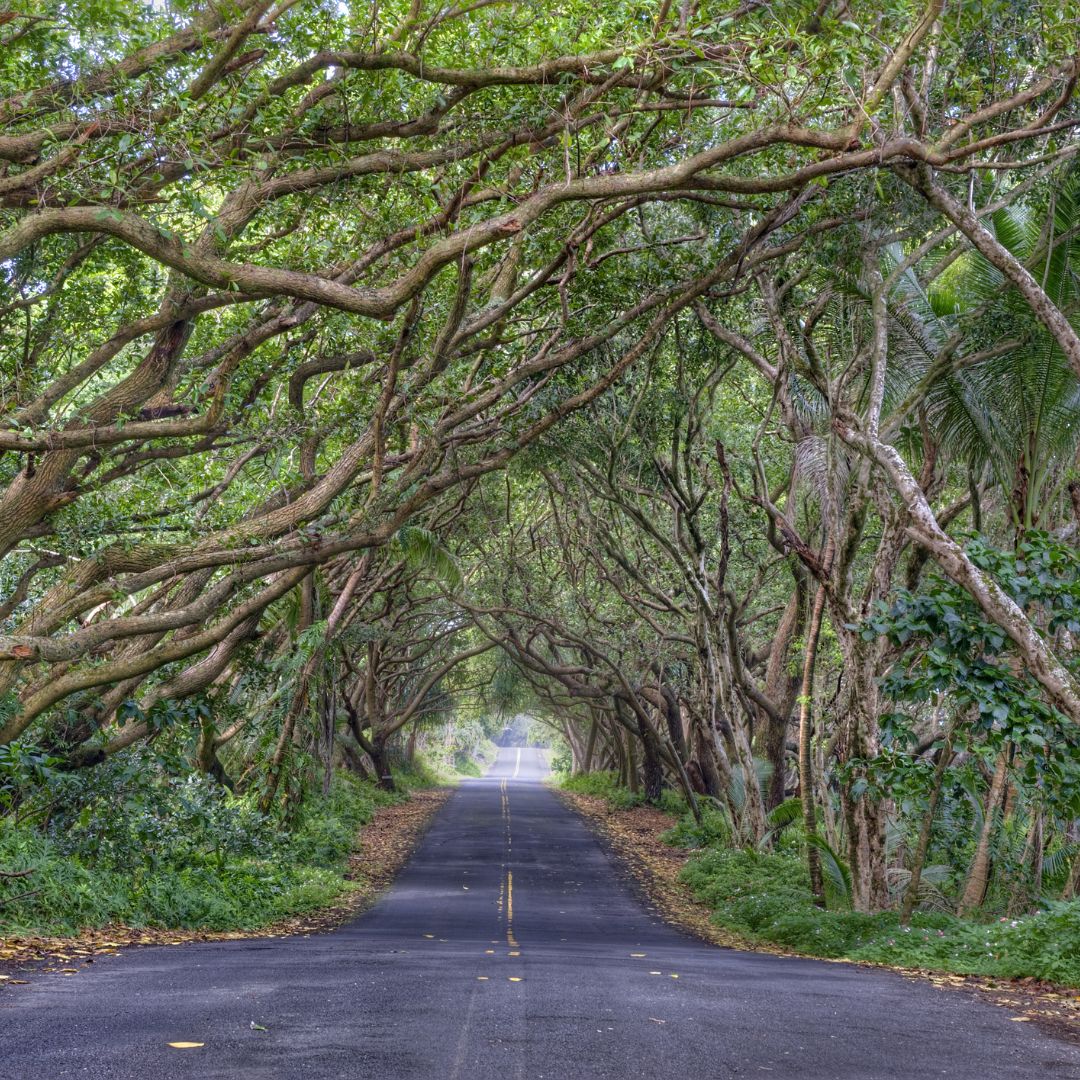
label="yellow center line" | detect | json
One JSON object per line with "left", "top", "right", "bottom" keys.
{"left": 506, "top": 868, "right": 519, "bottom": 947}
{"left": 497, "top": 773, "right": 521, "bottom": 951}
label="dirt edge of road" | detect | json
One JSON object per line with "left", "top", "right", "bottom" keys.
{"left": 0, "top": 786, "right": 452, "bottom": 981}
{"left": 557, "top": 787, "right": 1080, "bottom": 1047}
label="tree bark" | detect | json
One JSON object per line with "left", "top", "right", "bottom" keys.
{"left": 958, "top": 750, "right": 1009, "bottom": 916}
{"left": 900, "top": 727, "right": 953, "bottom": 924}
{"left": 369, "top": 735, "right": 396, "bottom": 792}
{"left": 799, "top": 579, "right": 829, "bottom": 906}
{"left": 762, "top": 587, "right": 803, "bottom": 810}
{"left": 837, "top": 633, "right": 890, "bottom": 913}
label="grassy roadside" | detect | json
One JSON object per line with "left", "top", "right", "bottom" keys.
{"left": 1, "top": 786, "right": 451, "bottom": 978}
{"left": 556, "top": 772, "right": 1080, "bottom": 1039}
{"left": 0, "top": 763, "right": 451, "bottom": 960}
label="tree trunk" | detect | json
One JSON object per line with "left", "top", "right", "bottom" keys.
{"left": 799, "top": 579, "right": 829, "bottom": 906}
{"left": 762, "top": 587, "right": 803, "bottom": 810}
{"left": 958, "top": 750, "right": 1009, "bottom": 916}
{"left": 582, "top": 713, "right": 599, "bottom": 773}
{"left": 563, "top": 718, "right": 585, "bottom": 773}
{"left": 837, "top": 633, "right": 889, "bottom": 913}
{"left": 340, "top": 735, "right": 372, "bottom": 781}
{"left": 625, "top": 727, "right": 639, "bottom": 794}
{"left": 611, "top": 716, "right": 628, "bottom": 785}
{"left": 1009, "top": 805, "right": 1044, "bottom": 916}
{"left": 259, "top": 685, "right": 305, "bottom": 813}
{"left": 900, "top": 728, "right": 953, "bottom": 924}
{"left": 659, "top": 680, "right": 687, "bottom": 763}
{"left": 369, "top": 736, "right": 396, "bottom": 792}
{"left": 193, "top": 710, "right": 230, "bottom": 789}
{"left": 638, "top": 716, "right": 663, "bottom": 804}
{"left": 691, "top": 718, "right": 723, "bottom": 798}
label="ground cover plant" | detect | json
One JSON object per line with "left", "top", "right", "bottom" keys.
{"left": 680, "top": 846, "right": 1080, "bottom": 986}
{"left": 0, "top": 747, "right": 396, "bottom": 933}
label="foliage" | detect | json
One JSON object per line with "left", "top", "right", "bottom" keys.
{"left": 662, "top": 804, "right": 734, "bottom": 850}
{"left": 559, "top": 771, "right": 686, "bottom": 816}
{"left": 863, "top": 533, "right": 1080, "bottom": 814}
{"left": 0, "top": 758, "right": 394, "bottom": 934}
{"left": 681, "top": 848, "right": 1080, "bottom": 985}
{"left": 1, "top": 0, "right": 1079, "bottom": 948}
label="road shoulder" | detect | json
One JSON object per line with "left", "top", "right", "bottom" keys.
{"left": 557, "top": 786, "right": 1080, "bottom": 1047}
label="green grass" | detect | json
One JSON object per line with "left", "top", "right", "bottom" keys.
{"left": 404, "top": 739, "right": 498, "bottom": 785}
{"left": 681, "top": 845, "right": 1080, "bottom": 987}
{"left": 0, "top": 771, "right": 399, "bottom": 936}
{"left": 558, "top": 770, "right": 687, "bottom": 816}
{"left": 388, "top": 756, "right": 445, "bottom": 791}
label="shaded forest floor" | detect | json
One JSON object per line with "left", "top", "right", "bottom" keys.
{"left": 0, "top": 788, "right": 450, "bottom": 983}
{"left": 558, "top": 789, "right": 1080, "bottom": 1047}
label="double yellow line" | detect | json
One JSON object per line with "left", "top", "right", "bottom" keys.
{"left": 499, "top": 777, "right": 519, "bottom": 948}
{"left": 506, "top": 869, "right": 518, "bottom": 948}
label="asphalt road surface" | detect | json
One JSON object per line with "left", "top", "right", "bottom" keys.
{"left": 3, "top": 747, "right": 1078, "bottom": 1079}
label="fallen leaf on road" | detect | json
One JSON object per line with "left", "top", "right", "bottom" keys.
{"left": 168, "top": 1042, "right": 204, "bottom": 1048}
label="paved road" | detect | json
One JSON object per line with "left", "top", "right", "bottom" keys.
{"left": 2, "top": 748, "right": 1078, "bottom": 1078}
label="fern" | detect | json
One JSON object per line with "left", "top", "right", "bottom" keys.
{"left": 1043, "top": 842, "right": 1080, "bottom": 883}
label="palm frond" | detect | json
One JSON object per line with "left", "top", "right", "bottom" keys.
{"left": 757, "top": 796, "right": 803, "bottom": 850}
{"left": 806, "top": 832, "right": 852, "bottom": 901}
{"left": 393, "top": 526, "right": 464, "bottom": 593}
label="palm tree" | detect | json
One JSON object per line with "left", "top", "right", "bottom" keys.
{"left": 924, "top": 170, "right": 1080, "bottom": 535}
{"left": 890, "top": 169, "right": 1080, "bottom": 915}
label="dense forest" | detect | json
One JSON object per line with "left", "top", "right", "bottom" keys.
{"left": 2, "top": 0, "right": 1080, "bottom": 983}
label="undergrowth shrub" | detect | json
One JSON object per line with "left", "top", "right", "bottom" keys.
{"left": 559, "top": 771, "right": 623, "bottom": 799}
{"left": 662, "top": 804, "right": 733, "bottom": 849}
{"left": 679, "top": 846, "right": 1080, "bottom": 985}
{"left": 0, "top": 755, "right": 393, "bottom": 935}
{"left": 570, "top": 773, "right": 1080, "bottom": 986}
